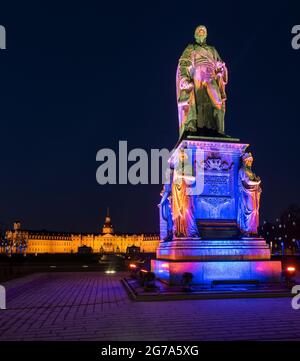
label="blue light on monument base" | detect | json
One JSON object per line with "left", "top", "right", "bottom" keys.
{"left": 152, "top": 259, "right": 282, "bottom": 285}
{"left": 153, "top": 139, "right": 282, "bottom": 285}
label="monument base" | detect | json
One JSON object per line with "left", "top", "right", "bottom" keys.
{"left": 155, "top": 136, "right": 283, "bottom": 286}
{"left": 156, "top": 237, "right": 271, "bottom": 261}
{"left": 151, "top": 259, "right": 282, "bottom": 285}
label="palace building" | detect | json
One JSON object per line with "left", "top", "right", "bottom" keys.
{"left": 3, "top": 210, "right": 160, "bottom": 255}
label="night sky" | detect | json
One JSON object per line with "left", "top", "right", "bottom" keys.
{"left": 0, "top": 1, "right": 300, "bottom": 234}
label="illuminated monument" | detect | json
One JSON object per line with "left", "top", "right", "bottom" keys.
{"left": 151, "top": 25, "right": 282, "bottom": 285}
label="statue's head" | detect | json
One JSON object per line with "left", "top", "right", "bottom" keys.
{"left": 242, "top": 152, "right": 253, "bottom": 167}
{"left": 194, "top": 25, "right": 207, "bottom": 45}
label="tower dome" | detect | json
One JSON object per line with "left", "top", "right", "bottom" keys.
{"left": 102, "top": 207, "right": 114, "bottom": 234}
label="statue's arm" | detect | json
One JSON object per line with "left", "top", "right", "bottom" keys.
{"left": 212, "top": 46, "right": 222, "bottom": 61}
{"left": 178, "top": 44, "right": 194, "bottom": 89}
{"left": 240, "top": 170, "right": 261, "bottom": 187}
{"left": 247, "top": 179, "right": 261, "bottom": 186}
{"left": 212, "top": 46, "right": 228, "bottom": 84}
{"left": 159, "top": 191, "right": 168, "bottom": 206}
{"left": 159, "top": 183, "right": 171, "bottom": 206}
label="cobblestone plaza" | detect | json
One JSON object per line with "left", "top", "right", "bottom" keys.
{"left": 0, "top": 272, "right": 300, "bottom": 341}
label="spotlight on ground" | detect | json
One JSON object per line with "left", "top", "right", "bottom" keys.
{"left": 283, "top": 265, "right": 297, "bottom": 286}
{"left": 105, "top": 270, "right": 116, "bottom": 274}
{"left": 287, "top": 266, "right": 296, "bottom": 273}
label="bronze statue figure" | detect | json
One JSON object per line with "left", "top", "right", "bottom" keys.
{"left": 176, "top": 25, "right": 228, "bottom": 137}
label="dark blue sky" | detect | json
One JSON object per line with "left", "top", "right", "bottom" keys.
{"left": 0, "top": 1, "right": 300, "bottom": 233}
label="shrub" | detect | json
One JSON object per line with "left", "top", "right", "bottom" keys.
{"left": 143, "top": 271, "right": 156, "bottom": 290}
{"left": 182, "top": 272, "right": 193, "bottom": 291}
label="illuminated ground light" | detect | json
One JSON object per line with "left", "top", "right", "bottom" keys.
{"left": 105, "top": 270, "right": 116, "bottom": 274}
{"left": 129, "top": 263, "right": 137, "bottom": 269}
{"left": 286, "top": 266, "right": 296, "bottom": 273}
{"left": 284, "top": 266, "right": 297, "bottom": 284}
{"left": 158, "top": 263, "right": 170, "bottom": 273}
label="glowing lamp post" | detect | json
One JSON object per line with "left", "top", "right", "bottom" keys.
{"left": 282, "top": 266, "right": 297, "bottom": 287}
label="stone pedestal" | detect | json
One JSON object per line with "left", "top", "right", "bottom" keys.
{"left": 153, "top": 136, "right": 282, "bottom": 285}
{"left": 156, "top": 237, "right": 271, "bottom": 261}
{"left": 151, "top": 258, "right": 282, "bottom": 285}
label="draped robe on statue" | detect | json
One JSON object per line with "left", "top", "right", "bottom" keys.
{"left": 237, "top": 167, "right": 262, "bottom": 235}
{"left": 160, "top": 182, "right": 173, "bottom": 240}
{"left": 172, "top": 167, "right": 199, "bottom": 238}
{"left": 176, "top": 43, "right": 228, "bottom": 137}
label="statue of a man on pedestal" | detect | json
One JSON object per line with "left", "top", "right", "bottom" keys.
{"left": 176, "top": 25, "right": 228, "bottom": 137}
{"left": 237, "top": 153, "right": 262, "bottom": 236}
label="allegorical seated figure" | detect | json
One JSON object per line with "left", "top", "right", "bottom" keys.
{"left": 159, "top": 167, "right": 174, "bottom": 242}
{"left": 237, "top": 153, "right": 262, "bottom": 236}
{"left": 176, "top": 25, "right": 228, "bottom": 137}
{"left": 171, "top": 149, "right": 199, "bottom": 238}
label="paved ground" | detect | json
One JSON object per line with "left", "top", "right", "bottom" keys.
{"left": 0, "top": 272, "right": 300, "bottom": 341}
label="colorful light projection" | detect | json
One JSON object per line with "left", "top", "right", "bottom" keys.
{"left": 152, "top": 259, "right": 282, "bottom": 285}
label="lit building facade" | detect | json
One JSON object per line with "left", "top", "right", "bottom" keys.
{"left": 2, "top": 212, "right": 159, "bottom": 255}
